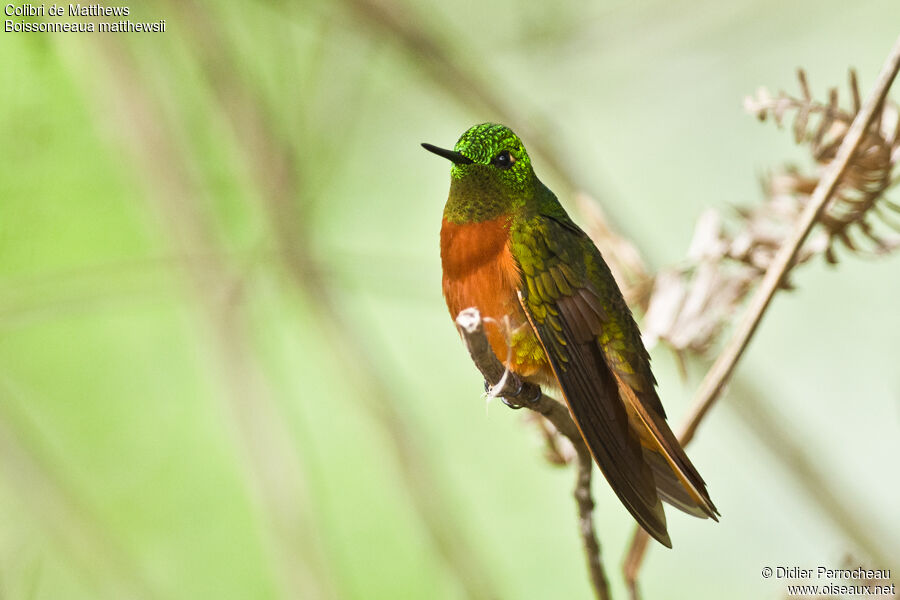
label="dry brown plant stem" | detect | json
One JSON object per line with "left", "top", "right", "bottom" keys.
{"left": 455, "top": 308, "right": 611, "bottom": 600}
{"left": 624, "top": 34, "right": 900, "bottom": 599}
{"left": 681, "top": 36, "right": 900, "bottom": 441}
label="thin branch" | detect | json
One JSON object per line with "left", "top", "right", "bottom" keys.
{"left": 623, "top": 528, "right": 650, "bottom": 600}
{"left": 574, "top": 446, "right": 611, "bottom": 600}
{"left": 680, "top": 34, "right": 900, "bottom": 447}
{"left": 455, "top": 308, "right": 610, "bottom": 600}
{"left": 623, "top": 34, "right": 900, "bottom": 596}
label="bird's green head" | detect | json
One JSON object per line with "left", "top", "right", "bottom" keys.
{"left": 423, "top": 123, "right": 538, "bottom": 223}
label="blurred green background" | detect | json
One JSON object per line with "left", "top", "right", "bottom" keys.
{"left": 1, "top": 0, "right": 898, "bottom": 598}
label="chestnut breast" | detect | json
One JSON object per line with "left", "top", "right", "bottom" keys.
{"left": 440, "top": 215, "right": 546, "bottom": 377}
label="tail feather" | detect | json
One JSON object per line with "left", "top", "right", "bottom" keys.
{"left": 615, "top": 374, "right": 719, "bottom": 520}
{"left": 644, "top": 449, "right": 711, "bottom": 519}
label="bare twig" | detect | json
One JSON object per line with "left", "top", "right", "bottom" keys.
{"left": 623, "top": 35, "right": 900, "bottom": 596}
{"left": 680, "top": 35, "right": 900, "bottom": 447}
{"left": 644, "top": 67, "right": 900, "bottom": 363}
{"left": 574, "top": 446, "right": 611, "bottom": 600}
{"left": 622, "top": 528, "right": 650, "bottom": 600}
{"left": 455, "top": 308, "right": 610, "bottom": 600}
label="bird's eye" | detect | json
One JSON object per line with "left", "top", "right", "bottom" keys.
{"left": 492, "top": 150, "right": 515, "bottom": 169}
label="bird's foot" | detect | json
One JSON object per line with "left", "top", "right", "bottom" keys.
{"left": 484, "top": 378, "right": 540, "bottom": 410}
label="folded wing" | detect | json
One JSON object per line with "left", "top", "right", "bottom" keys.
{"left": 513, "top": 213, "right": 717, "bottom": 547}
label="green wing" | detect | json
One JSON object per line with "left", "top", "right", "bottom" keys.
{"left": 511, "top": 210, "right": 672, "bottom": 546}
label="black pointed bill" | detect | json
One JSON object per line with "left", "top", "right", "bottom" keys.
{"left": 421, "top": 143, "right": 473, "bottom": 165}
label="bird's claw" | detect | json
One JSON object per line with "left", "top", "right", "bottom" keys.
{"left": 501, "top": 397, "right": 524, "bottom": 410}
{"left": 484, "top": 378, "right": 539, "bottom": 410}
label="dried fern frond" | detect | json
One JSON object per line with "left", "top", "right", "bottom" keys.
{"left": 640, "top": 206, "right": 825, "bottom": 358}
{"left": 745, "top": 69, "right": 900, "bottom": 262}
{"left": 642, "top": 68, "right": 900, "bottom": 360}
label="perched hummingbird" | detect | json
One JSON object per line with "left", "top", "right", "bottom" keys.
{"left": 423, "top": 123, "right": 718, "bottom": 547}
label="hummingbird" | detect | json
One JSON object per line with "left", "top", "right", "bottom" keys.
{"left": 423, "top": 123, "right": 718, "bottom": 547}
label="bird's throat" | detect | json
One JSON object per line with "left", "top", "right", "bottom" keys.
{"left": 443, "top": 173, "right": 514, "bottom": 224}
